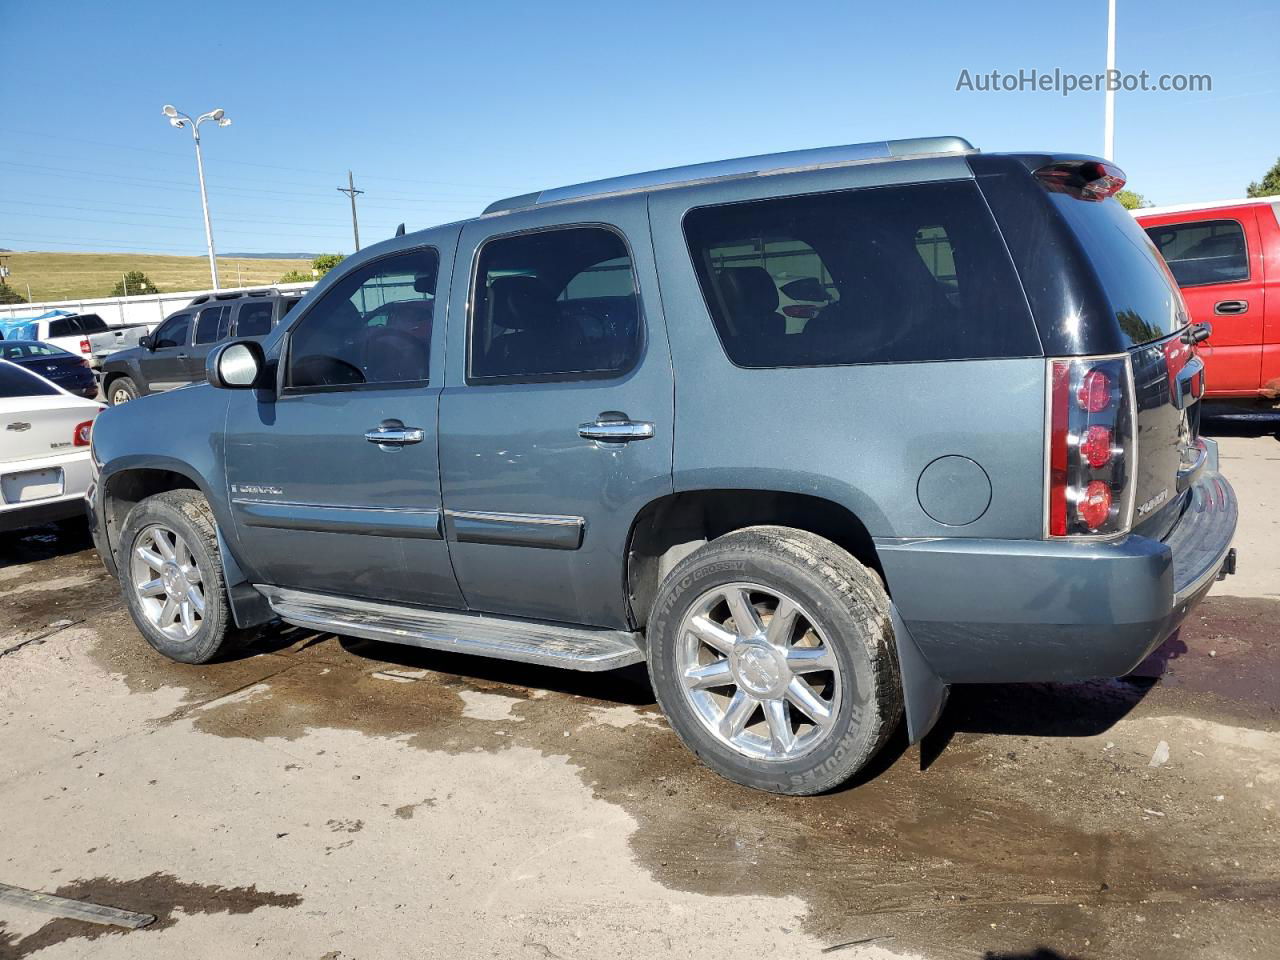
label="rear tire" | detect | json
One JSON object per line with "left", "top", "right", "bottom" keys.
{"left": 107, "top": 376, "right": 139, "bottom": 406}
{"left": 646, "top": 526, "right": 902, "bottom": 795}
{"left": 118, "top": 490, "right": 239, "bottom": 664}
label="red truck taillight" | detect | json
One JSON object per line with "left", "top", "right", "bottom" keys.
{"left": 1046, "top": 356, "right": 1136, "bottom": 538}
{"left": 79, "top": 338, "right": 92, "bottom": 354}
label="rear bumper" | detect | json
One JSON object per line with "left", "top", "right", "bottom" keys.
{"left": 1, "top": 451, "right": 95, "bottom": 533}
{"left": 878, "top": 442, "right": 1238, "bottom": 683}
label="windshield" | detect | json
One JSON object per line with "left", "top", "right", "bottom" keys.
{"left": 0, "top": 361, "right": 61, "bottom": 397}
{"left": 1049, "top": 194, "right": 1188, "bottom": 346}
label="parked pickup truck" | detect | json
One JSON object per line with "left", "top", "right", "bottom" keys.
{"left": 89, "top": 138, "right": 1238, "bottom": 795}
{"left": 0, "top": 311, "right": 151, "bottom": 369}
{"left": 1136, "top": 198, "right": 1280, "bottom": 403}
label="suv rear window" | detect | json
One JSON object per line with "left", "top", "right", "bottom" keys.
{"left": 1143, "top": 219, "right": 1249, "bottom": 288}
{"left": 683, "top": 181, "right": 1039, "bottom": 367}
{"left": 1048, "top": 193, "right": 1185, "bottom": 345}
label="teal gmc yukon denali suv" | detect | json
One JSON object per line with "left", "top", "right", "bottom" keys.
{"left": 87, "top": 138, "right": 1238, "bottom": 794}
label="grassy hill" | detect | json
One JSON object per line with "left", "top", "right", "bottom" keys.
{"left": 2, "top": 252, "right": 312, "bottom": 304}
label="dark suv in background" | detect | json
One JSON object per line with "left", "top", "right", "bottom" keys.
{"left": 101, "top": 288, "right": 303, "bottom": 405}
{"left": 89, "top": 138, "right": 1237, "bottom": 795}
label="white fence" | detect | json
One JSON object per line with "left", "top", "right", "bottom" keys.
{"left": 0, "top": 282, "right": 316, "bottom": 329}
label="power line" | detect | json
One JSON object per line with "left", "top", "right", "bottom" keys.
{"left": 0, "top": 159, "right": 491, "bottom": 207}
{"left": 0, "top": 134, "right": 522, "bottom": 192}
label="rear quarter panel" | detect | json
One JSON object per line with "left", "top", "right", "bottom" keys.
{"left": 647, "top": 159, "right": 1048, "bottom": 540}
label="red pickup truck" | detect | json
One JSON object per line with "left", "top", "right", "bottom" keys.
{"left": 1137, "top": 198, "right": 1280, "bottom": 403}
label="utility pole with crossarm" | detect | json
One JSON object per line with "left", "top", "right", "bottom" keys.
{"left": 338, "top": 171, "right": 364, "bottom": 252}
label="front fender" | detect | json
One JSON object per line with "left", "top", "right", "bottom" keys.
{"left": 93, "top": 387, "right": 268, "bottom": 625}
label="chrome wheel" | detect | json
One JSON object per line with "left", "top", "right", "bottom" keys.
{"left": 676, "top": 582, "right": 842, "bottom": 762}
{"left": 111, "top": 385, "right": 132, "bottom": 405}
{"left": 129, "top": 524, "right": 206, "bottom": 642}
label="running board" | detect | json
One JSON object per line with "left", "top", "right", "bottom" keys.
{"left": 257, "top": 586, "right": 645, "bottom": 672}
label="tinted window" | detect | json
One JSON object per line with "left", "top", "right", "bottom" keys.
{"left": 1144, "top": 219, "right": 1249, "bottom": 288}
{"left": 1, "top": 342, "right": 70, "bottom": 360}
{"left": 75, "top": 314, "right": 109, "bottom": 333}
{"left": 0, "top": 362, "right": 60, "bottom": 397}
{"left": 684, "top": 181, "right": 1038, "bottom": 367}
{"left": 469, "top": 227, "right": 641, "bottom": 382}
{"left": 1048, "top": 193, "right": 1185, "bottom": 346}
{"left": 235, "top": 301, "right": 274, "bottom": 337}
{"left": 48, "top": 318, "right": 78, "bottom": 337}
{"left": 153, "top": 314, "right": 191, "bottom": 348}
{"left": 194, "top": 305, "right": 232, "bottom": 345}
{"left": 287, "top": 248, "right": 437, "bottom": 389}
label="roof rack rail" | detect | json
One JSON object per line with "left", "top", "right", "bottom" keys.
{"left": 188, "top": 285, "right": 288, "bottom": 306}
{"left": 484, "top": 136, "right": 974, "bottom": 214}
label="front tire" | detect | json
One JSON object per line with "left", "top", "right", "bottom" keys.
{"left": 646, "top": 526, "right": 902, "bottom": 795}
{"left": 118, "top": 490, "right": 238, "bottom": 664}
{"left": 107, "top": 376, "right": 139, "bottom": 406}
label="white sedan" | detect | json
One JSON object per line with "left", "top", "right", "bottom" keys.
{"left": 1, "top": 358, "right": 104, "bottom": 532}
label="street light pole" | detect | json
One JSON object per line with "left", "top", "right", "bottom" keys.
{"left": 163, "top": 105, "right": 232, "bottom": 290}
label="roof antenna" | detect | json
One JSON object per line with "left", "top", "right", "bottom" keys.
{"left": 395, "top": 223, "right": 405, "bottom": 237}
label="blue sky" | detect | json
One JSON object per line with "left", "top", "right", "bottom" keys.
{"left": 2, "top": 0, "right": 1276, "bottom": 257}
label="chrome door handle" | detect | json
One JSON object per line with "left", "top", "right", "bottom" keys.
{"left": 365, "top": 426, "right": 425, "bottom": 446}
{"left": 1214, "top": 300, "right": 1249, "bottom": 316}
{"left": 578, "top": 419, "right": 655, "bottom": 442}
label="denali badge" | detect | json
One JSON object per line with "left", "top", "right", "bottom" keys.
{"left": 231, "top": 483, "right": 284, "bottom": 496}
{"left": 1136, "top": 488, "right": 1170, "bottom": 517}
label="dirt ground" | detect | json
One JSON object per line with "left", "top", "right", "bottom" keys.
{"left": 1, "top": 429, "right": 1276, "bottom": 960}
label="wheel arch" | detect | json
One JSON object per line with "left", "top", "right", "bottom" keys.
{"left": 100, "top": 458, "right": 273, "bottom": 630}
{"left": 100, "top": 460, "right": 206, "bottom": 563}
{"left": 624, "top": 488, "right": 885, "bottom": 632}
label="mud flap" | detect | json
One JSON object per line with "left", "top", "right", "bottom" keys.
{"left": 890, "top": 602, "right": 948, "bottom": 744}
{"left": 217, "top": 526, "right": 273, "bottom": 629}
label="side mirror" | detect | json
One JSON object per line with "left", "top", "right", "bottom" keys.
{"left": 139, "top": 335, "right": 154, "bottom": 351}
{"left": 207, "top": 340, "right": 265, "bottom": 389}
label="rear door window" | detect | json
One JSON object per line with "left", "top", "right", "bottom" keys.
{"left": 48, "top": 317, "right": 79, "bottom": 338}
{"left": 683, "top": 180, "right": 1039, "bottom": 367}
{"left": 194, "top": 305, "right": 232, "bottom": 344}
{"left": 1143, "top": 219, "right": 1249, "bottom": 287}
{"left": 468, "top": 226, "right": 642, "bottom": 382}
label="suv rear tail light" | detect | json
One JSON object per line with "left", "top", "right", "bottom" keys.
{"left": 1046, "top": 356, "right": 1136, "bottom": 538}
{"left": 1035, "top": 160, "right": 1127, "bottom": 202}
{"left": 73, "top": 419, "right": 94, "bottom": 447}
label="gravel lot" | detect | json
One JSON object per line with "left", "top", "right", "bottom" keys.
{"left": 1, "top": 429, "right": 1276, "bottom": 960}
